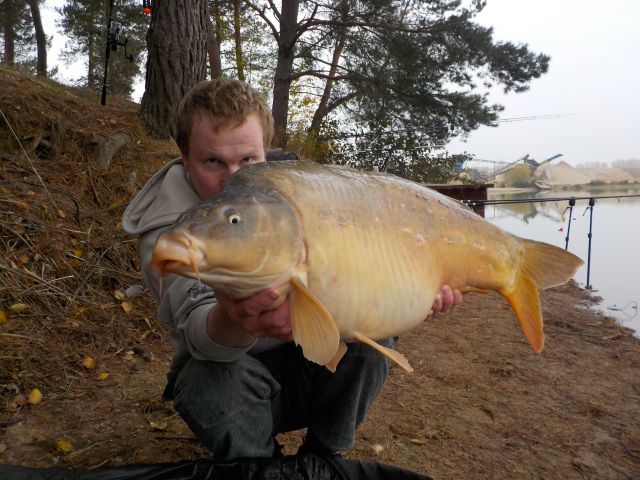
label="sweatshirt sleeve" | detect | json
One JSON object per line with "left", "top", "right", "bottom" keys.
{"left": 140, "top": 228, "right": 257, "bottom": 366}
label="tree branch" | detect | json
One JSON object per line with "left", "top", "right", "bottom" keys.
{"left": 243, "top": 0, "right": 281, "bottom": 45}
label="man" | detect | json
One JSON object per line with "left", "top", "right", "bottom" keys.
{"left": 122, "top": 78, "right": 462, "bottom": 462}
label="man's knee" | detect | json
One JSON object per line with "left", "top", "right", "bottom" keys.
{"left": 172, "top": 356, "right": 281, "bottom": 458}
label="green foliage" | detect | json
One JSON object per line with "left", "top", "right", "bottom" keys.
{"left": 504, "top": 164, "right": 533, "bottom": 187}
{"left": 213, "top": 0, "right": 275, "bottom": 85}
{"left": 0, "top": 0, "right": 37, "bottom": 67}
{"left": 326, "top": 124, "right": 463, "bottom": 184}
{"left": 57, "top": 0, "right": 148, "bottom": 99}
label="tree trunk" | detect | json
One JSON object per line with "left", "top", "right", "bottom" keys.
{"left": 206, "top": 15, "right": 222, "bottom": 78}
{"left": 26, "top": 0, "right": 47, "bottom": 77}
{"left": 87, "top": 34, "right": 94, "bottom": 89}
{"left": 139, "top": 0, "right": 208, "bottom": 139}
{"left": 271, "top": 0, "right": 299, "bottom": 149}
{"left": 309, "top": 27, "right": 346, "bottom": 132}
{"left": 2, "top": 3, "right": 16, "bottom": 66}
{"left": 233, "top": 0, "right": 245, "bottom": 81}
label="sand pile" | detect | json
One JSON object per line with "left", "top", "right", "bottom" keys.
{"left": 532, "top": 160, "right": 591, "bottom": 187}
{"left": 621, "top": 167, "right": 640, "bottom": 181}
{"left": 577, "top": 167, "right": 636, "bottom": 183}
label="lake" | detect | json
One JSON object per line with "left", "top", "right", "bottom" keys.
{"left": 483, "top": 185, "right": 640, "bottom": 336}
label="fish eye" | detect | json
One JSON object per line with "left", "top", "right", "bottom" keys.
{"left": 228, "top": 213, "right": 241, "bottom": 224}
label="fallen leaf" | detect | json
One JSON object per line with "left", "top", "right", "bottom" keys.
{"left": 410, "top": 438, "right": 426, "bottom": 445}
{"left": 27, "top": 388, "right": 42, "bottom": 405}
{"left": 0, "top": 310, "right": 8, "bottom": 325}
{"left": 18, "top": 254, "right": 30, "bottom": 265}
{"left": 121, "top": 301, "right": 133, "bottom": 313}
{"left": 81, "top": 357, "right": 96, "bottom": 369}
{"left": 371, "top": 444, "right": 384, "bottom": 455}
{"left": 55, "top": 439, "right": 73, "bottom": 453}
{"left": 149, "top": 420, "right": 168, "bottom": 431}
{"left": 9, "top": 303, "right": 29, "bottom": 313}
{"left": 57, "top": 209, "right": 66, "bottom": 219}
{"left": 71, "top": 248, "right": 83, "bottom": 258}
{"left": 97, "top": 372, "right": 110, "bottom": 381}
{"left": 114, "top": 289, "right": 126, "bottom": 300}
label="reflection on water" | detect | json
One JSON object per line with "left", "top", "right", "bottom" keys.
{"left": 486, "top": 185, "right": 640, "bottom": 336}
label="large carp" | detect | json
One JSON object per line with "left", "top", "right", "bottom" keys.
{"left": 151, "top": 160, "right": 583, "bottom": 372}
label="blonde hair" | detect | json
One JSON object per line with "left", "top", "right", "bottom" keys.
{"left": 175, "top": 78, "right": 274, "bottom": 154}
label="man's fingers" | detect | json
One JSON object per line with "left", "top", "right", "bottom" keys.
{"left": 428, "top": 285, "right": 463, "bottom": 320}
{"left": 452, "top": 288, "right": 463, "bottom": 306}
{"left": 439, "top": 285, "right": 454, "bottom": 313}
{"left": 432, "top": 293, "right": 443, "bottom": 315}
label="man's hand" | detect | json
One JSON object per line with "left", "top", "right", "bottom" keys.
{"left": 427, "top": 285, "right": 463, "bottom": 320}
{"left": 209, "top": 288, "right": 293, "bottom": 347}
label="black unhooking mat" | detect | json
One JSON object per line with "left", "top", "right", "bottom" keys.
{"left": 0, "top": 453, "right": 435, "bottom": 480}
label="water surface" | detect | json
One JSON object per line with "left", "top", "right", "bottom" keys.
{"left": 485, "top": 185, "right": 640, "bottom": 335}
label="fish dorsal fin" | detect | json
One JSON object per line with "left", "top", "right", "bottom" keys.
{"left": 352, "top": 332, "right": 414, "bottom": 373}
{"left": 289, "top": 277, "right": 340, "bottom": 366}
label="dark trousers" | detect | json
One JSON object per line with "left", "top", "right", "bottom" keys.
{"left": 172, "top": 339, "right": 393, "bottom": 460}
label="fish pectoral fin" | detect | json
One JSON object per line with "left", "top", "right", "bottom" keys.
{"left": 352, "top": 331, "right": 414, "bottom": 373}
{"left": 289, "top": 277, "right": 340, "bottom": 366}
{"left": 324, "top": 341, "right": 348, "bottom": 373}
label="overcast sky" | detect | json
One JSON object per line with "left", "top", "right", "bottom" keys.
{"left": 447, "top": 0, "right": 640, "bottom": 166}
{"left": 42, "top": 0, "right": 639, "bottom": 166}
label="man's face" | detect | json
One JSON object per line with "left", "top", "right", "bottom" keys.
{"left": 182, "top": 112, "right": 266, "bottom": 200}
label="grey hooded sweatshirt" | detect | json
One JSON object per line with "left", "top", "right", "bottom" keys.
{"left": 121, "top": 159, "right": 286, "bottom": 371}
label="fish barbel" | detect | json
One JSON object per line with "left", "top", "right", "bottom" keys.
{"left": 151, "top": 160, "right": 583, "bottom": 372}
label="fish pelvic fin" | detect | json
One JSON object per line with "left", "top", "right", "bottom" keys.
{"left": 289, "top": 277, "right": 340, "bottom": 367}
{"left": 352, "top": 332, "right": 414, "bottom": 373}
{"left": 502, "top": 239, "right": 584, "bottom": 353}
{"left": 324, "top": 341, "right": 348, "bottom": 373}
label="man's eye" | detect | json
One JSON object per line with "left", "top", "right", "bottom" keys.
{"left": 207, "top": 158, "right": 219, "bottom": 164}
{"left": 241, "top": 157, "right": 253, "bottom": 163}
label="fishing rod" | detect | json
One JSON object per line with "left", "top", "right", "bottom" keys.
{"left": 583, "top": 198, "right": 595, "bottom": 288}
{"left": 463, "top": 193, "right": 640, "bottom": 207}
{"left": 100, "top": 0, "right": 139, "bottom": 106}
{"left": 563, "top": 197, "right": 576, "bottom": 250}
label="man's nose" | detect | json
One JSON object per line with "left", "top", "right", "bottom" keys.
{"left": 222, "top": 164, "right": 241, "bottom": 187}
{"left": 228, "top": 164, "right": 242, "bottom": 176}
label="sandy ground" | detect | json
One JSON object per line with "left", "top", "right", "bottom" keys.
{"left": 1, "top": 283, "right": 638, "bottom": 480}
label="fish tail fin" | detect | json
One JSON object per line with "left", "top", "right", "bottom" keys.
{"left": 501, "top": 239, "right": 583, "bottom": 353}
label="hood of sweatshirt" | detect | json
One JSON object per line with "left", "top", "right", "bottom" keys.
{"left": 122, "top": 158, "right": 202, "bottom": 235}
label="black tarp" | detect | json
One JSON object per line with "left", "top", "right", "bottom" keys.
{"left": 0, "top": 454, "right": 434, "bottom": 480}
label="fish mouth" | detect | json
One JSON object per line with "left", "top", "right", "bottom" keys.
{"left": 150, "top": 232, "right": 204, "bottom": 281}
